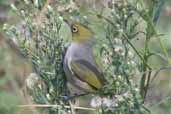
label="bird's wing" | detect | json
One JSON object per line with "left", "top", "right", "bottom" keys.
{"left": 69, "top": 59, "right": 105, "bottom": 89}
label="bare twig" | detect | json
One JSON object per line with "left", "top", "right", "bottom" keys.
{"left": 18, "top": 104, "right": 96, "bottom": 111}
{"left": 143, "top": 67, "right": 152, "bottom": 100}
{"left": 69, "top": 101, "right": 76, "bottom": 114}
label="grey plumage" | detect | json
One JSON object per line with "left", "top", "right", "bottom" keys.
{"left": 63, "top": 41, "right": 105, "bottom": 94}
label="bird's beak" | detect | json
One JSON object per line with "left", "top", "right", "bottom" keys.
{"left": 64, "top": 19, "right": 73, "bottom": 27}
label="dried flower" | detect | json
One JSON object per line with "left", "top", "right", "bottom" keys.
{"left": 26, "top": 73, "right": 39, "bottom": 90}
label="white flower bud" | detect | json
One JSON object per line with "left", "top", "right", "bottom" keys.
{"left": 122, "top": 8, "right": 126, "bottom": 13}
{"left": 102, "top": 44, "right": 108, "bottom": 48}
{"left": 123, "top": 1, "right": 127, "bottom": 6}
{"left": 134, "top": 88, "right": 139, "bottom": 92}
{"left": 115, "top": 81, "right": 120, "bottom": 86}
{"left": 124, "top": 14, "right": 128, "bottom": 19}
{"left": 115, "top": 14, "right": 120, "bottom": 19}
{"left": 58, "top": 16, "right": 63, "bottom": 21}
{"left": 10, "top": 4, "right": 17, "bottom": 11}
{"left": 114, "top": 46, "right": 123, "bottom": 52}
{"left": 109, "top": 51, "right": 113, "bottom": 56}
{"left": 34, "top": 0, "right": 38, "bottom": 7}
{"left": 47, "top": 5, "right": 53, "bottom": 13}
{"left": 116, "top": 24, "right": 120, "bottom": 29}
{"left": 113, "top": 103, "right": 119, "bottom": 107}
{"left": 49, "top": 86, "right": 54, "bottom": 94}
{"left": 38, "top": 84, "right": 42, "bottom": 89}
{"left": 46, "top": 94, "right": 51, "bottom": 100}
{"left": 26, "top": 73, "right": 39, "bottom": 90}
{"left": 123, "top": 91, "right": 132, "bottom": 98}
{"left": 116, "top": 95, "right": 124, "bottom": 102}
{"left": 24, "top": 0, "right": 29, "bottom": 4}
{"left": 131, "top": 60, "right": 136, "bottom": 65}
{"left": 114, "top": 38, "right": 122, "bottom": 44}
{"left": 111, "top": 8, "right": 115, "bottom": 13}
{"left": 90, "top": 96, "right": 102, "bottom": 107}
{"left": 20, "top": 10, "right": 25, "bottom": 16}
{"left": 83, "top": 16, "right": 87, "bottom": 19}
{"left": 3, "top": 23, "right": 8, "bottom": 30}
{"left": 69, "top": 9, "right": 73, "bottom": 13}
{"left": 102, "top": 97, "right": 113, "bottom": 107}
{"left": 118, "top": 75, "right": 122, "bottom": 80}
{"left": 118, "top": 29, "right": 123, "bottom": 33}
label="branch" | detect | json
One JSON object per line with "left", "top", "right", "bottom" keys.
{"left": 18, "top": 104, "right": 96, "bottom": 111}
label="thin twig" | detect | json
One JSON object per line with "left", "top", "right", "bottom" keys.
{"left": 137, "top": 0, "right": 170, "bottom": 64}
{"left": 18, "top": 104, "right": 96, "bottom": 111}
{"left": 122, "top": 33, "right": 151, "bottom": 68}
{"left": 69, "top": 101, "right": 76, "bottom": 114}
{"left": 94, "top": 13, "right": 151, "bottom": 68}
{"left": 143, "top": 67, "right": 152, "bottom": 100}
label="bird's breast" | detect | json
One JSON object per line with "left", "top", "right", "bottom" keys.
{"left": 64, "top": 43, "right": 94, "bottom": 63}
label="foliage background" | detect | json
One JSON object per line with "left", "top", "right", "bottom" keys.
{"left": 0, "top": 0, "right": 171, "bottom": 114}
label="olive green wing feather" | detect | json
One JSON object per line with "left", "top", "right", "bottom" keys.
{"left": 70, "top": 59, "right": 105, "bottom": 89}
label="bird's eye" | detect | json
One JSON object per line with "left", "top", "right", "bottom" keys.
{"left": 72, "top": 26, "right": 78, "bottom": 33}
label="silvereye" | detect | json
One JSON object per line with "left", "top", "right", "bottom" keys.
{"left": 63, "top": 20, "right": 106, "bottom": 95}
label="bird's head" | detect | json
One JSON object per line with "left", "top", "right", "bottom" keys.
{"left": 64, "top": 20, "right": 94, "bottom": 44}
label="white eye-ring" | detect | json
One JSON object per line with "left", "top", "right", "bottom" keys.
{"left": 72, "top": 26, "right": 78, "bottom": 33}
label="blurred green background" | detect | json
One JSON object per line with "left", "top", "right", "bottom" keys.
{"left": 0, "top": 0, "right": 171, "bottom": 114}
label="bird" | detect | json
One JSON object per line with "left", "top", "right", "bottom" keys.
{"left": 63, "top": 20, "right": 106, "bottom": 96}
